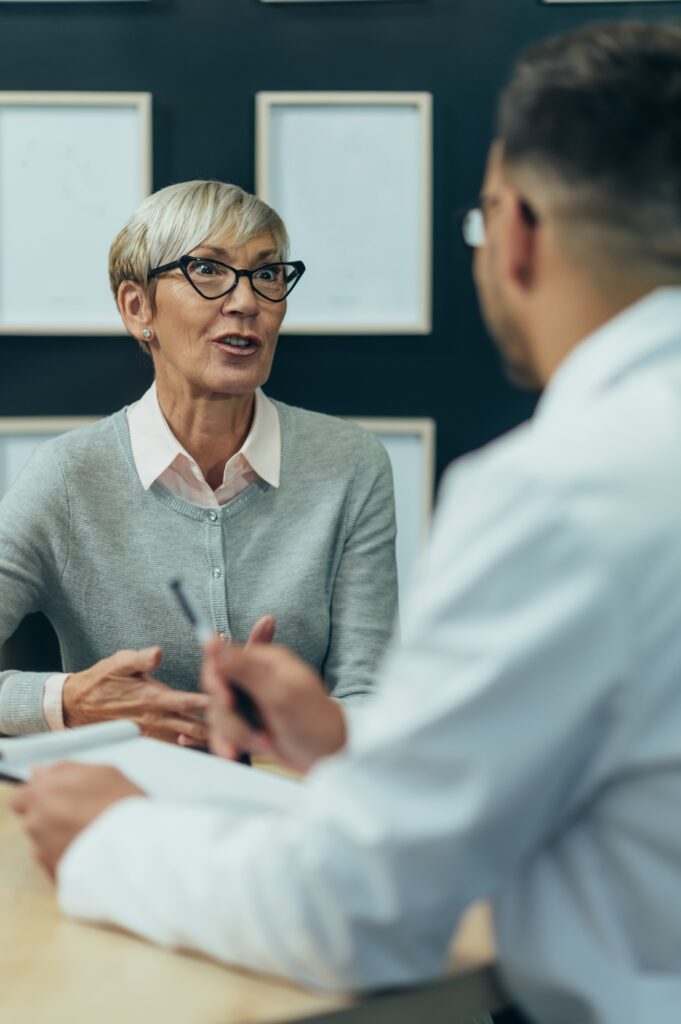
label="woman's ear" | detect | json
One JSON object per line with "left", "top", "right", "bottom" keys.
{"left": 117, "top": 281, "right": 154, "bottom": 343}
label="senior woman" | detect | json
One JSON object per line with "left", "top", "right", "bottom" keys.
{"left": 0, "top": 180, "right": 397, "bottom": 743}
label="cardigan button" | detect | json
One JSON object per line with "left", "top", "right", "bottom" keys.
{"left": 212, "top": 567, "right": 223, "bottom": 580}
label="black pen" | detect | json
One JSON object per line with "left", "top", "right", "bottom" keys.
{"left": 169, "top": 578, "right": 264, "bottom": 749}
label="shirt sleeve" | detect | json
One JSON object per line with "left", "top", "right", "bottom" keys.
{"left": 42, "top": 673, "right": 69, "bottom": 730}
{"left": 0, "top": 443, "right": 70, "bottom": 734}
{"left": 57, "top": 447, "right": 627, "bottom": 992}
{"left": 322, "top": 431, "right": 398, "bottom": 703}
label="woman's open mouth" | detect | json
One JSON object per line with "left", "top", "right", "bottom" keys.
{"left": 211, "top": 334, "right": 259, "bottom": 355}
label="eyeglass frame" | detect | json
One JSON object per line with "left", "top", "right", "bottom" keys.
{"left": 458, "top": 195, "right": 539, "bottom": 250}
{"left": 147, "top": 255, "right": 306, "bottom": 303}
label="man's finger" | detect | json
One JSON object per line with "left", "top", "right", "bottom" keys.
{"left": 213, "top": 736, "right": 238, "bottom": 761}
{"left": 208, "top": 704, "right": 259, "bottom": 753}
{"left": 203, "top": 656, "right": 235, "bottom": 713}
{"left": 9, "top": 783, "right": 30, "bottom": 815}
{"left": 201, "top": 644, "right": 231, "bottom": 703}
{"left": 216, "top": 643, "right": 301, "bottom": 697}
{"left": 247, "top": 615, "right": 276, "bottom": 646}
{"left": 34, "top": 847, "right": 57, "bottom": 882}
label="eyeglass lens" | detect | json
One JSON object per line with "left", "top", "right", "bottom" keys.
{"left": 186, "top": 259, "right": 300, "bottom": 300}
{"left": 462, "top": 208, "right": 486, "bottom": 249}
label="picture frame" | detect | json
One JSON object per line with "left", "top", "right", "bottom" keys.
{"left": 352, "top": 417, "right": 435, "bottom": 598}
{"left": 260, "top": 1, "right": 422, "bottom": 4}
{"left": 0, "top": 91, "right": 152, "bottom": 336}
{"left": 0, "top": 1, "right": 148, "bottom": 4}
{"left": 0, "top": 418, "right": 96, "bottom": 498}
{"left": 0, "top": 414, "right": 435, "bottom": 601}
{"left": 540, "top": 1, "right": 677, "bottom": 4}
{"left": 256, "top": 91, "right": 432, "bottom": 335}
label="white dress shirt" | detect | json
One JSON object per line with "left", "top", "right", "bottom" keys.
{"left": 42, "top": 386, "right": 280, "bottom": 729}
{"left": 126, "top": 383, "right": 280, "bottom": 507}
{"left": 58, "top": 290, "right": 681, "bottom": 1024}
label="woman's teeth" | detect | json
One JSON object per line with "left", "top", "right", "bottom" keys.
{"left": 221, "top": 337, "right": 251, "bottom": 348}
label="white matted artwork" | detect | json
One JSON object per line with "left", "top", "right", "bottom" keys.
{"left": 352, "top": 417, "right": 435, "bottom": 599}
{"left": 0, "top": 415, "right": 435, "bottom": 601}
{"left": 0, "top": 92, "right": 152, "bottom": 335}
{"left": 0, "top": 419, "right": 96, "bottom": 497}
{"left": 256, "top": 91, "right": 432, "bottom": 335}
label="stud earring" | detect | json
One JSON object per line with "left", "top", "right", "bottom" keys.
{"left": 142, "top": 329, "right": 152, "bottom": 339}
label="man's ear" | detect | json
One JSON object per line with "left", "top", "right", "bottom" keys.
{"left": 501, "top": 191, "right": 539, "bottom": 292}
{"left": 117, "top": 281, "right": 153, "bottom": 341}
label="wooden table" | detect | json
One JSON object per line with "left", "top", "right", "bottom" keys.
{"left": 0, "top": 781, "right": 499, "bottom": 1024}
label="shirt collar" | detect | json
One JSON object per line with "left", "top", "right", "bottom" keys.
{"left": 537, "top": 287, "right": 681, "bottom": 421}
{"left": 240, "top": 387, "right": 281, "bottom": 488}
{"left": 126, "top": 383, "right": 281, "bottom": 492}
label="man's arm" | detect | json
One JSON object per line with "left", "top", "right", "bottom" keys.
{"left": 25, "top": 452, "right": 627, "bottom": 990}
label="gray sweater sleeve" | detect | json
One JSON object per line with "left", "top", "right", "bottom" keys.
{"left": 323, "top": 432, "right": 398, "bottom": 702}
{"left": 0, "top": 443, "right": 70, "bottom": 734}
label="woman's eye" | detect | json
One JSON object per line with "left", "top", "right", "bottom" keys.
{"left": 191, "top": 261, "right": 217, "bottom": 276}
{"left": 255, "top": 267, "right": 279, "bottom": 282}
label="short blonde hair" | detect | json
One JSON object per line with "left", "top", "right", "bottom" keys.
{"left": 109, "top": 179, "right": 290, "bottom": 305}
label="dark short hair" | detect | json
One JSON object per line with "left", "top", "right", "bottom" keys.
{"left": 497, "top": 20, "right": 681, "bottom": 268}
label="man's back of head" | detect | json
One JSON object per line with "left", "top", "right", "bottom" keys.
{"left": 475, "top": 21, "right": 681, "bottom": 388}
{"left": 500, "top": 20, "right": 681, "bottom": 277}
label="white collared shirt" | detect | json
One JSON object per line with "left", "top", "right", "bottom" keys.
{"left": 59, "top": 289, "right": 681, "bottom": 1023}
{"left": 43, "top": 385, "right": 280, "bottom": 729}
{"left": 126, "top": 383, "right": 280, "bottom": 506}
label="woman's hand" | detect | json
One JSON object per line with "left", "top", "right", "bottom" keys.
{"left": 10, "top": 762, "right": 143, "bottom": 879}
{"left": 202, "top": 640, "right": 347, "bottom": 775}
{"left": 62, "top": 647, "right": 210, "bottom": 746}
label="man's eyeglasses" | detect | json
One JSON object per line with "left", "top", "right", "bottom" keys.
{"left": 459, "top": 196, "right": 538, "bottom": 250}
{"left": 148, "top": 256, "right": 306, "bottom": 303}
{"left": 459, "top": 197, "right": 501, "bottom": 250}
{"left": 460, "top": 207, "right": 488, "bottom": 249}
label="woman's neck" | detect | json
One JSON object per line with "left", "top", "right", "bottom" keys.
{"left": 155, "top": 382, "right": 256, "bottom": 490}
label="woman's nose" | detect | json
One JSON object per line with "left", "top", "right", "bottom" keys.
{"left": 221, "top": 274, "right": 259, "bottom": 315}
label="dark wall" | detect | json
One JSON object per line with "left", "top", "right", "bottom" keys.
{"left": 0, "top": 0, "right": 676, "bottom": 667}
{"left": 0, "top": 0, "right": 677, "bottom": 484}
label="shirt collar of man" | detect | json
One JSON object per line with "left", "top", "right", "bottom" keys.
{"left": 537, "top": 287, "right": 681, "bottom": 422}
{"left": 126, "top": 383, "right": 281, "bottom": 493}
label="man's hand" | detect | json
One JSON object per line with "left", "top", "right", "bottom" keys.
{"left": 63, "top": 647, "right": 210, "bottom": 747}
{"left": 200, "top": 616, "right": 274, "bottom": 761}
{"left": 202, "top": 641, "right": 347, "bottom": 775}
{"left": 10, "top": 762, "right": 144, "bottom": 879}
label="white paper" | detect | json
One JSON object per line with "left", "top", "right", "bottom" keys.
{"left": 0, "top": 720, "right": 139, "bottom": 770}
{"left": 69, "top": 736, "right": 300, "bottom": 811}
{"left": 0, "top": 720, "right": 299, "bottom": 812}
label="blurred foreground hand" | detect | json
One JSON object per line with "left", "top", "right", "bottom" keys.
{"left": 201, "top": 637, "right": 347, "bottom": 775}
{"left": 11, "top": 762, "right": 143, "bottom": 878}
